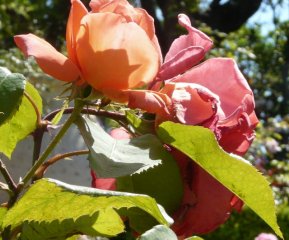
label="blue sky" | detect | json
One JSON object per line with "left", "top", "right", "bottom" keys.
{"left": 248, "top": 0, "right": 289, "bottom": 34}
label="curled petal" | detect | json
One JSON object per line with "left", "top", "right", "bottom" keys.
{"left": 14, "top": 34, "right": 80, "bottom": 82}
{"left": 219, "top": 112, "right": 258, "bottom": 155}
{"left": 161, "top": 82, "right": 221, "bottom": 125}
{"left": 171, "top": 58, "right": 254, "bottom": 118}
{"left": 164, "top": 14, "right": 213, "bottom": 65}
{"left": 76, "top": 13, "right": 159, "bottom": 101}
{"left": 158, "top": 46, "right": 205, "bottom": 81}
{"left": 177, "top": 14, "right": 212, "bottom": 53}
{"left": 127, "top": 90, "right": 172, "bottom": 117}
{"left": 66, "top": 0, "right": 88, "bottom": 67}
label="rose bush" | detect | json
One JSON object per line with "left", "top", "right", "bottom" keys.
{"left": 14, "top": 0, "right": 161, "bottom": 102}
{"left": 126, "top": 14, "right": 258, "bottom": 237}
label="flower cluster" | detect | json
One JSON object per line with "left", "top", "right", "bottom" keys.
{"left": 15, "top": 0, "right": 258, "bottom": 238}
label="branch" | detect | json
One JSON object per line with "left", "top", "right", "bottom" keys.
{"left": 34, "top": 149, "right": 89, "bottom": 180}
{"left": 0, "top": 159, "right": 17, "bottom": 192}
{"left": 24, "top": 91, "right": 42, "bottom": 127}
{"left": 21, "top": 100, "right": 85, "bottom": 189}
{"left": 44, "top": 107, "right": 127, "bottom": 122}
{"left": 196, "top": 0, "right": 262, "bottom": 33}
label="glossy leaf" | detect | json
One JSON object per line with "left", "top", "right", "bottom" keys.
{"left": 0, "top": 82, "right": 42, "bottom": 158}
{"left": 76, "top": 116, "right": 164, "bottom": 178}
{"left": 1, "top": 178, "right": 172, "bottom": 239}
{"left": 0, "top": 67, "right": 26, "bottom": 125}
{"left": 157, "top": 121, "right": 283, "bottom": 239}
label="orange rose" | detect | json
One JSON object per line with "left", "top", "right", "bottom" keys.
{"left": 14, "top": 0, "right": 161, "bottom": 102}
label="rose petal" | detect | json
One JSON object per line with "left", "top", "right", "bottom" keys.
{"left": 91, "top": 170, "right": 116, "bottom": 190}
{"left": 160, "top": 82, "right": 220, "bottom": 125}
{"left": 14, "top": 34, "right": 80, "bottom": 82}
{"left": 90, "top": 0, "right": 121, "bottom": 12}
{"left": 66, "top": 0, "right": 88, "bottom": 66}
{"left": 172, "top": 152, "right": 240, "bottom": 236}
{"left": 171, "top": 58, "right": 254, "bottom": 118}
{"left": 219, "top": 112, "right": 258, "bottom": 155}
{"left": 127, "top": 90, "right": 171, "bottom": 117}
{"left": 164, "top": 14, "right": 213, "bottom": 64}
{"left": 158, "top": 46, "right": 205, "bottom": 81}
{"left": 90, "top": 0, "right": 162, "bottom": 63}
{"left": 76, "top": 12, "right": 159, "bottom": 101}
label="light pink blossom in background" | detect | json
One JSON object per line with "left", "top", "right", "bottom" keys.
{"left": 255, "top": 233, "right": 278, "bottom": 240}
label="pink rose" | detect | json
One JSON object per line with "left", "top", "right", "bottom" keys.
{"left": 127, "top": 14, "right": 258, "bottom": 236}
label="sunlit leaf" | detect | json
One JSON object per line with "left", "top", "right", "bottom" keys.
{"left": 185, "top": 236, "right": 204, "bottom": 240}
{"left": 2, "top": 178, "right": 172, "bottom": 239}
{"left": 0, "top": 207, "right": 7, "bottom": 232}
{"left": 0, "top": 82, "right": 42, "bottom": 158}
{"left": 51, "top": 100, "right": 69, "bottom": 125}
{"left": 0, "top": 67, "right": 26, "bottom": 125}
{"left": 157, "top": 121, "right": 283, "bottom": 239}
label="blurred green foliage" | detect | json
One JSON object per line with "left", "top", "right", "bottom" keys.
{"left": 204, "top": 205, "right": 289, "bottom": 240}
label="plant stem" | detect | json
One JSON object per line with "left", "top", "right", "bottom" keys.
{"left": 32, "top": 129, "right": 44, "bottom": 165}
{"left": 0, "top": 158, "right": 17, "bottom": 192}
{"left": 24, "top": 91, "right": 42, "bottom": 127}
{"left": 34, "top": 149, "right": 89, "bottom": 180}
{"left": 21, "top": 100, "right": 85, "bottom": 189}
{"left": 30, "top": 107, "right": 128, "bottom": 176}
{"left": 44, "top": 107, "right": 126, "bottom": 122}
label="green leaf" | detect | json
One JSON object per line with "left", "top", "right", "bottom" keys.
{"left": 0, "top": 82, "right": 42, "bottom": 158}
{"left": 2, "top": 178, "right": 172, "bottom": 239}
{"left": 117, "top": 149, "right": 183, "bottom": 214}
{"left": 0, "top": 207, "right": 7, "bottom": 232}
{"left": 0, "top": 67, "right": 26, "bottom": 125}
{"left": 125, "top": 111, "right": 155, "bottom": 134}
{"left": 157, "top": 121, "right": 283, "bottom": 239}
{"left": 185, "top": 237, "right": 204, "bottom": 240}
{"left": 51, "top": 100, "right": 69, "bottom": 125}
{"left": 138, "top": 225, "right": 178, "bottom": 240}
{"left": 77, "top": 116, "right": 164, "bottom": 177}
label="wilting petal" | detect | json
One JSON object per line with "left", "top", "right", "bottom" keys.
{"left": 76, "top": 13, "right": 159, "bottom": 101}
{"left": 158, "top": 46, "right": 205, "bottom": 81}
{"left": 171, "top": 58, "right": 254, "bottom": 118}
{"left": 161, "top": 82, "right": 220, "bottom": 125}
{"left": 66, "top": 0, "right": 88, "bottom": 67}
{"left": 219, "top": 112, "right": 258, "bottom": 155}
{"left": 127, "top": 90, "right": 172, "bottom": 117}
{"left": 172, "top": 152, "right": 241, "bottom": 236}
{"left": 164, "top": 14, "right": 213, "bottom": 64}
{"left": 14, "top": 34, "right": 80, "bottom": 82}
